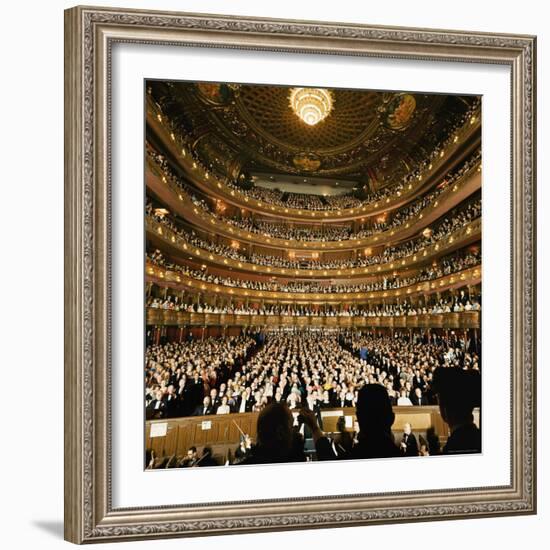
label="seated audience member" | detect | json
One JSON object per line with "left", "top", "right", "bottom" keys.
{"left": 410, "top": 387, "right": 425, "bottom": 406}
{"left": 399, "top": 423, "right": 419, "bottom": 456}
{"left": 146, "top": 390, "right": 167, "bottom": 419}
{"left": 397, "top": 388, "right": 413, "bottom": 406}
{"left": 216, "top": 396, "right": 231, "bottom": 415}
{"left": 164, "top": 385, "right": 179, "bottom": 418}
{"left": 238, "top": 387, "right": 255, "bottom": 413}
{"left": 179, "top": 446, "right": 199, "bottom": 468}
{"left": 193, "top": 396, "right": 213, "bottom": 416}
{"left": 332, "top": 416, "right": 353, "bottom": 458}
{"left": 351, "top": 384, "right": 401, "bottom": 459}
{"left": 432, "top": 367, "right": 481, "bottom": 454}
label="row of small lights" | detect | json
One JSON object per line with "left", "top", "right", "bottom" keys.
{"left": 146, "top": 262, "right": 480, "bottom": 301}
{"left": 154, "top": 105, "right": 479, "bottom": 221}
{"left": 150, "top": 211, "right": 480, "bottom": 278}
{"left": 157, "top": 159, "right": 481, "bottom": 252}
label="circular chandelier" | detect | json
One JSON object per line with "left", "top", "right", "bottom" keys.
{"left": 289, "top": 88, "right": 334, "bottom": 126}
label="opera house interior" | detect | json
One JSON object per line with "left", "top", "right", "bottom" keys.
{"left": 144, "top": 81, "right": 482, "bottom": 468}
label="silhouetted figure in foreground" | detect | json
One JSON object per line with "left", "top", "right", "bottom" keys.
{"left": 333, "top": 416, "right": 354, "bottom": 458}
{"left": 238, "top": 403, "right": 307, "bottom": 465}
{"left": 425, "top": 427, "right": 441, "bottom": 456}
{"left": 433, "top": 367, "right": 481, "bottom": 454}
{"left": 351, "top": 384, "right": 401, "bottom": 459}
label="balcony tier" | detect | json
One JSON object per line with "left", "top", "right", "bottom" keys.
{"left": 147, "top": 97, "right": 481, "bottom": 222}
{"left": 147, "top": 216, "right": 480, "bottom": 280}
{"left": 146, "top": 309, "right": 480, "bottom": 329}
{"left": 147, "top": 157, "right": 481, "bottom": 253}
{"left": 146, "top": 263, "right": 481, "bottom": 304}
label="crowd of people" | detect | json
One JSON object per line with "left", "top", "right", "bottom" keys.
{"left": 147, "top": 293, "right": 481, "bottom": 316}
{"left": 146, "top": 248, "right": 480, "bottom": 295}
{"left": 147, "top": 195, "right": 481, "bottom": 273}
{"left": 249, "top": 220, "right": 352, "bottom": 241}
{"left": 145, "top": 330, "right": 480, "bottom": 424}
{"left": 145, "top": 93, "right": 484, "bottom": 469}
{"left": 149, "top": 93, "right": 480, "bottom": 219}
{"left": 147, "top": 363, "right": 480, "bottom": 468}
{"left": 147, "top": 142, "right": 480, "bottom": 244}
{"left": 225, "top": 182, "right": 365, "bottom": 212}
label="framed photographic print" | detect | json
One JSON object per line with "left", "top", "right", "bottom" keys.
{"left": 64, "top": 5, "right": 537, "bottom": 544}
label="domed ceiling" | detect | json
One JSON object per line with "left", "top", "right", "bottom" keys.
{"left": 149, "top": 81, "right": 476, "bottom": 191}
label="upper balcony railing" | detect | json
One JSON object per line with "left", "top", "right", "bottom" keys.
{"left": 147, "top": 216, "right": 481, "bottom": 279}
{"left": 146, "top": 309, "right": 480, "bottom": 329}
{"left": 147, "top": 97, "right": 481, "bottom": 223}
{"left": 145, "top": 262, "right": 481, "bottom": 304}
{"left": 146, "top": 155, "right": 481, "bottom": 253}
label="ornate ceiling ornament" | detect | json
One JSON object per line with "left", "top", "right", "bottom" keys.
{"left": 379, "top": 93, "right": 417, "bottom": 130}
{"left": 292, "top": 152, "right": 322, "bottom": 172}
{"left": 150, "top": 81, "right": 472, "bottom": 182}
{"left": 289, "top": 88, "right": 334, "bottom": 126}
{"left": 196, "top": 82, "right": 233, "bottom": 105}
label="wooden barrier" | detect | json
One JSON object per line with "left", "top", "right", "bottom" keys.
{"left": 146, "top": 309, "right": 480, "bottom": 330}
{"left": 145, "top": 406, "right": 453, "bottom": 463}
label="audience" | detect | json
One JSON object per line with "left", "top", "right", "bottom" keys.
{"left": 147, "top": 295, "right": 481, "bottom": 317}
{"left": 146, "top": 248, "right": 480, "bottom": 296}
{"left": 145, "top": 331, "right": 480, "bottom": 421}
{"left": 143, "top": 97, "right": 483, "bottom": 470}
{"left": 145, "top": 335, "right": 481, "bottom": 467}
{"left": 148, "top": 97, "right": 480, "bottom": 215}
{"left": 147, "top": 195, "right": 481, "bottom": 272}
{"left": 147, "top": 148, "right": 480, "bottom": 243}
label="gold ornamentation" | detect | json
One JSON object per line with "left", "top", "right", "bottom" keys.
{"left": 289, "top": 88, "right": 334, "bottom": 126}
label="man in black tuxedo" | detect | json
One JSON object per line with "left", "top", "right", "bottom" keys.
{"left": 193, "top": 396, "right": 213, "bottom": 416}
{"left": 146, "top": 390, "right": 167, "bottom": 420}
{"left": 209, "top": 388, "right": 221, "bottom": 411}
{"left": 236, "top": 387, "right": 255, "bottom": 413}
{"left": 400, "top": 423, "right": 419, "bottom": 456}
{"left": 410, "top": 387, "right": 425, "bottom": 406}
{"left": 175, "top": 375, "right": 192, "bottom": 416}
{"left": 412, "top": 369, "right": 425, "bottom": 391}
{"left": 186, "top": 374, "right": 204, "bottom": 415}
{"left": 169, "top": 367, "right": 181, "bottom": 388}
{"left": 164, "top": 385, "right": 179, "bottom": 418}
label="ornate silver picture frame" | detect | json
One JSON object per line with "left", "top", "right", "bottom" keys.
{"left": 64, "top": 5, "right": 536, "bottom": 544}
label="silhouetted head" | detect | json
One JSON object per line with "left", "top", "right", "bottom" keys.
{"left": 256, "top": 402, "right": 294, "bottom": 457}
{"left": 355, "top": 384, "right": 395, "bottom": 434}
{"left": 432, "top": 367, "right": 481, "bottom": 428}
